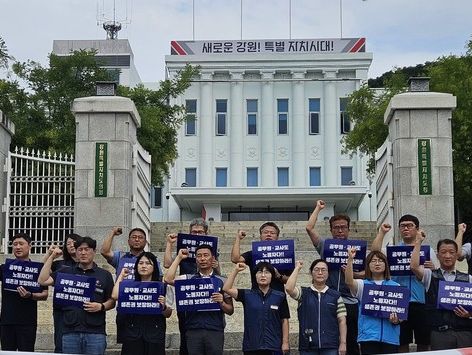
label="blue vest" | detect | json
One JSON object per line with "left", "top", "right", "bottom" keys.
{"left": 297, "top": 286, "right": 341, "bottom": 351}
{"left": 357, "top": 279, "right": 400, "bottom": 346}
{"left": 391, "top": 275, "right": 425, "bottom": 303}
{"left": 425, "top": 269, "right": 472, "bottom": 330}
{"left": 242, "top": 288, "right": 285, "bottom": 352}
{"left": 184, "top": 274, "right": 226, "bottom": 332}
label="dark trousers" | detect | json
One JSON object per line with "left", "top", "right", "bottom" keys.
{"left": 0, "top": 324, "right": 36, "bottom": 351}
{"left": 430, "top": 329, "right": 472, "bottom": 350}
{"left": 121, "top": 338, "right": 165, "bottom": 355}
{"left": 359, "top": 341, "right": 398, "bottom": 355}
{"left": 186, "top": 329, "right": 224, "bottom": 355}
{"left": 177, "top": 311, "right": 188, "bottom": 355}
{"left": 53, "top": 309, "right": 64, "bottom": 353}
{"left": 345, "top": 303, "right": 360, "bottom": 355}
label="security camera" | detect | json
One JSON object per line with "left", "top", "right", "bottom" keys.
{"left": 165, "top": 192, "right": 171, "bottom": 200}
{"left": 367, "top": 191, "right": 373, "bottom": 198}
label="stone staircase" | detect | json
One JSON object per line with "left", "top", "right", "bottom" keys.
{"left": 29, "top": 220, "right": 377, "bottom": 353}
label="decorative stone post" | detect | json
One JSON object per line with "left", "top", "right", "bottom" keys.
{"left": 0, "top": 111, "right": 15, "bottom": 243}
{"left": 384, "top": 78, "right": 456, "bottom": 245}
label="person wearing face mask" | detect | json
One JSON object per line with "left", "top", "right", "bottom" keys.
{"left": 286, "top": 259, "right": 347, "bottom": 355}
{"left": 112, "top": 252, "right": 172, "bottom": 355}
{"left": 164, "top": 244, "right": 234, "bottom": 355}
{"left": 306, "top": 200, "right": 359, "bottom": 355}
{"left": 223, "top": 261, "right": 290, "bottom": 354}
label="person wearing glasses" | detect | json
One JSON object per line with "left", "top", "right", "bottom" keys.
{"left": 286, "top": 259, "right": 347, "bottom": 355}
{"left": 371, "top": 214, "right": 438, "bottom": 352}
{"left": 345, "top": 249, "right": 401, "bottom": 355}
{"left": 305, "top": 200, "right": 360, "bottom": 355}
{"left": 223, "top": 261, "right": 290, "bottom": 354}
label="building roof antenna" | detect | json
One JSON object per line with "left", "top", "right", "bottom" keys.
{"left": 97, "top": 0, "right": 131, "bottom": 39}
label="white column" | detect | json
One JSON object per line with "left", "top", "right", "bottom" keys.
{"left": 291, "top": 71, "right": 306, "bottom": 187}
{"left": 261, "top": 71, "right": 275, "bottom": 186}
{"left": 230, "top": 71, "right": 244, "bottom": 187}
{"left": 323, "top": 70, "right": 338, "bottom": 186}
{"left": 199, "top": 71, "right": 213, "bottom": 187}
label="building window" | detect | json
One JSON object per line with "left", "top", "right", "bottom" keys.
{"left": 185, "top": 168, "right": 197, "bottom": 187}
{"left": 247, "top": 168, "right": 258, "bottom": 187}
{"left": 309, "top": 98, "right": 320, "bottom": 135}
{"left": 247, "top": 99, "right": 257, "bottom": 135}
{"left": 216, "top": 99, "right": 227, "bottom": 136}
{"left": 150, "top": 186, "right": 162, "bottom": 208}
{"left": 309, "top": 167, "right": 321, "bottom": 186}
{"left": 277, "top": 167, "right": 289, "bottom": 186}
{"left": 340, "top": 97, "right": 351, "bottom": 134}
{"left": 216, "top": 168, "right": 227, "bottom": 187}
{"left": 277, "top": 99, "right": 288, "bottom": 135}
{"left": 185, "top": 99, "right": 197, "bottom": 135}
{"left": 341, "top": 167, "right": 353, "bottom": 186}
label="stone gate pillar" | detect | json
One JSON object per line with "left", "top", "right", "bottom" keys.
{"left": 71, "top": 93, "right": 142, "bottom": 247}
{"left": 0, "top": 111, "right": 15, "bottom": 244}
{"left": 384, "top": 78, "right": 456, "bottom": 246}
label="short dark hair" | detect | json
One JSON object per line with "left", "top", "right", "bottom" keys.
{"left": 128, "top": 228, "right": 146, "bottom": 238}
{"left": 399, "top": 214, "right": 419, "bottom": 228}
{"left": 134, "top": 252, "right": 161, "bottom": 281}
{"left": 329, "top": 215, "right": 350, "bottom": 230}
{"left": 253, "top": 261, "right": 275, "bottom": 280}
{"left": 437, "top": 239, "right": 458, "bottom": 252}
{"left": 12, "top": 233, "right": 31, "bottom": 244}
{"left": 195, "top": 244, "right": 214, "bottom": 256}
{"left": 309, "top": 259, "right": 329, "bottom": 274}
{"left": 74, "top": 236, "right": 96, "bottom": 250}
{"left": 259, "top": 222, "right": 280, "bottom": 236}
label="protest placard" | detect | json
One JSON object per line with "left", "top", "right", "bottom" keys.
{"left": 177, "top": 234, "right": 218, "bottom": 262}
{"left": 323, "top": 239, "right": 367, "bottom": 271}
{"left": 387, "top": 245, "right": 430, "bottom": 276}
{"left": 3, "top": 259, "right": 43, "bottom": 293}
{"left": 361, "top": 283, "right": 410, "bottom": 320}
{"left": 117, "top": 280, "right": 166, "bottom": 314}
{"left": 53, "top": 273, "right": 96, "bottom": 308}
{"left": 251, "top": 240, "right": 295, "bottom": 271}
{"left": 437, "top": 280, "right": 472, "bottom": 312}
{"left": 175, "top": 277, "right": 223, "bottom": 312}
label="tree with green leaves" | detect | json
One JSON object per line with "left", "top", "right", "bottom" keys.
{"left": 343, "top": 39, "right": 472, "bottom": 221}
{"left": 0, "top": 36, "right": 13, "bottom": 69}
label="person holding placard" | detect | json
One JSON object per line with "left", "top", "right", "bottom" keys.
{"left": 165, "top": 244, "right": 233, "bottom": 355}
{"left": 0, "top": 233, "right": 48, "bottom": 351}
{"left": 411, "top": 233, "right": 472, "bottom": 350}
{"left": 371, "top": 215, "right": 438, "bottom": 353}
{"left": 39, "top": 236, "right": 115, "bottom": 355}
{"left": 286, "top": 259, "right": 347, "bottom": 355}
{"left": 223, "top": 261, "right": 290, "bottom": 354}
{"left": 306, "top": 200, "right": 360, "bottom": 355}
{"left": 42, "top": 233, "right": 81, "bottom": 353}
{"left": 345, "top": 249, "right": 401, "bottom": 354}
{"left": 163, "top": 218, "right": 220, "bottom": 355}
{"left": 112, "top": 251, "right": 172, "bottom": 355}
{"left": 455, "top": 223, "right": 472, "bottom": 274}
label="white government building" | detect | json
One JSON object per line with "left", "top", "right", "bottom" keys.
{"left": 155, "top": 38, "right": 375, "bottom": 222}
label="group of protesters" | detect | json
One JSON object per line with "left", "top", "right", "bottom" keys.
{"left": 0, "top": 200, "right": 472, "bottom": 355}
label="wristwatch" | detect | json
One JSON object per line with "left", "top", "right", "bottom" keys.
{"left": 100, "top": 303, "right": 105, "bottom": 312}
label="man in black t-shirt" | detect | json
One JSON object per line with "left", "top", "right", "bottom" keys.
{"left": 0, "top": 233, "right": 48, "bottom": 351}
{"left": 39, "top": 236, "right": 115, "bottom": 355}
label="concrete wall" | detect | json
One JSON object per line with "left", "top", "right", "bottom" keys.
{"left": 72, "top": 96, "right": 150, "bottom": 247}
{"left": 0, "top": 111, "right": 15, "bottom": 245}
{"left": 384, "top": 88, "right": 456, "bottom": 246}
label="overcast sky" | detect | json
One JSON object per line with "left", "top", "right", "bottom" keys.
{"left": 1, "top": 0, "right": 471, "bottom": 83}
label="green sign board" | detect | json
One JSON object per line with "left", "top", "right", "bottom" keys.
{"left": 95, "top": 142, "right": 108, "bottom": 197}
{"left": 418, "top": 139, "right": 432, "bottom": 195}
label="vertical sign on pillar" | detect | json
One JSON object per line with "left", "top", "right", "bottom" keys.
{"left": 417, "top": 139, "right": 431, "bottom": 195}
{"left": 95, "top": 142, "right": 108, "bottom": 197}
